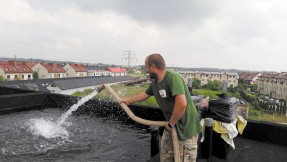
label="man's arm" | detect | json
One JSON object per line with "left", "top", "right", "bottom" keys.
{"left": 121, "top": 92, "right": 150, "bottom": 105}
{"left": 166, "top": 94, "right": 187, "bottom": 132}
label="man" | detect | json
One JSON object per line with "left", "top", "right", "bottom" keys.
{"left": 121, "top": 53, "right": 201, "bottom": 162}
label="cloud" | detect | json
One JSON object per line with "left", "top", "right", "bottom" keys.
{"left": 0, "top": 0, "right": 287, "bottom": 71}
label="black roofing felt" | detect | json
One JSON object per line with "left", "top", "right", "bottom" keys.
{"left": 51, "top": 76, "right": 133, "bottom": 90}
{"left": 0, "top": 76, "right": 133, "bottom": 91}
{"left": 2, "top": 84, "right": 49, "bottom": 92}
{"left": 149, "top": 136, "right": 287, "bottom": 162}
{"left": 0, "top": 76, "right": 103, "bottom": 86}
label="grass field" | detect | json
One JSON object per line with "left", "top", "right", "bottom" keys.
{"left": 72, "top": 83, "right": 159, "bottom": 108}
{"left": 192, "top": 89, "right": 221, "bottom": 100}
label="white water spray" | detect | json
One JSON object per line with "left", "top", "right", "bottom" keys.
{"left": 28, "top": 118, "right": 69, "bottom": 139}
{"left": 27, "top": 89, "right": 99, "bottom": 140}
{"left": 57, "top": 90, "right": 99, "bottom": 125}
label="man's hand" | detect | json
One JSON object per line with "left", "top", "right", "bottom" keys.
{"left": 120, "top": 99, "right": 130, "bottom": 105}
{"left": 165, "top": 122, "right": 173, "bottom": 133}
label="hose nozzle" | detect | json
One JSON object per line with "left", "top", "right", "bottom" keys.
{"left": 95, "top": 85, "right": 105, "bottom": 93}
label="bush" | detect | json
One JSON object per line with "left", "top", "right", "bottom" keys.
{"left": 249, "top": 108, "right": 262, "bottom": 117}
{"left": 0, "top": 75, "right": 4, "bottom": 81}
{"left": 33, "top": 71, "right": 39, "bottom": 80}
{"left": 192, "top": 78, "right": 201, "bottom": 89}
{"left": 205, "top": 80, "right": 222, "bottom": 91}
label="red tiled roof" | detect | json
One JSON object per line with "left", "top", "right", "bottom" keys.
{"left": 25, "top": 62, "right": 37, "bottom": 69}
{"left": 69, "top": 64, "right": 87, "bottom": 72}
{"left": 259, "top": 72, "right": 287, "bottom": 79}
{"left": 42, "top": 63, "right": 66, "bottom": 73}
{"left": 239, "top": 72, "right": 259, "bottom": 80}
{"left": 260, "top": 73, "right": 280, "bottom": 78}
{"left": 0, "top": 61, "right": 33, "bottom": 73}
{"left": 106, "top": 67, "right": 126, "bottom": 73}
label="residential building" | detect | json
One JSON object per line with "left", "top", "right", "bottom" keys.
{"left": 86, "top": 66, "right": 112, "bottom": 77}
{"left": 106, "top": 67, "right": 127, "bottom": 77}
{"left": 257, "top": 72, "right": 287, "bottom": 100}
{"left": 87, "top": 69, "right": 112, "bottom": 76}
{"left": 178, "top": 71, "right": 239, "bottom": 88}
{"left": 0, "top": 60, "right": 33, "bottom": 80}
{"left": 238, "top": 72, "right": 260, "bottom": 84}
{"left": 63, "top": 64, "right": 88, "bottom": 77}
{"left": 32, "top": 63, "right": 66, "bottom": 79}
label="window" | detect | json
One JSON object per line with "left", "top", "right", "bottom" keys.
{"left": 51, "top": 83, "right": 57, "bottom": 87}
{"left": 54, "top": 74, "right": 60, "bottom": 78}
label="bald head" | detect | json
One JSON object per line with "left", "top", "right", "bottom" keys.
{"left": 145, "top": 53, "right": 166, "bottom": 70}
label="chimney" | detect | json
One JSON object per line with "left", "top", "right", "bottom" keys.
{"left": 8, "top": 60, "right": 17, "bottom": 66}
{"left": 49, "top": 63, "right": 56, "bottom": 67}
{"left": 222, "top": 80, "right": 228, "bottom": 99}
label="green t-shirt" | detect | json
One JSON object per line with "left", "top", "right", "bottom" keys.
{"left": 145, "top": 70, "right": 201, "bottom": 140}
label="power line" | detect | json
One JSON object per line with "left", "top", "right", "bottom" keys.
{"left": 121, "top": 50, "right": 137, "bottom": 68}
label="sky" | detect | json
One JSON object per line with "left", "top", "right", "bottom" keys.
{"left": 1, "top": 0, "right": 287, "bottom": 72}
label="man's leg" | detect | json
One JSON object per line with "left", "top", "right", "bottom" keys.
{"left": 160, "top": 129, "right": 174, "bottom": 162}
{"left": 179, "top": 134, "right": 198, "bottom": 162}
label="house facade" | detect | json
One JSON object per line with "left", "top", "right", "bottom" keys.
{"left": 0, "top": 61, "right": 33, "bottom": 80}
{"left": 87, "top": 69, "right": 112, "bottom": 77}
{"left": 63, "top": 64, "right": 88, "bottom": 77}
{"left": 257, "top": 72, "right": 287, "bottom": 100}
{"left": 32, "top": 63, "right": 66, "bottom": 79}
{"left": 238, "top": 72, "right": 260, "bottom": 84}
{"left": 106, "top": 67, "right": 127, "bottom": 77}
{"left": 178, "top": 71, "right": 239, "bottom": 88}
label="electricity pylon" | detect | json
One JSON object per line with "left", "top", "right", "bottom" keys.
{"left": 121, "top": 50, "right": 137, "bottom": 68}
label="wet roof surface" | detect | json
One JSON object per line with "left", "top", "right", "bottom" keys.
{"left": 212, "top": 137, "right": 287, "bottom": 162}
{"left": 149, "top": 136, "right": 287, "bottom": 162}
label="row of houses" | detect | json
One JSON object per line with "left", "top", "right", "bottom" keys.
{"left": 236, "top": 71, "right": 287, "bottom": 101}
{"left": 179, "top": 70, "right": 287, "bottom": 101}
{"left": 178, "top": 71, "right": 239, "bottom": 88}
{"left": 0, "top": 60, "right": 127, "bottom": 81}
{"left": 257, "top": 72, "right": 287, "bottom": 100}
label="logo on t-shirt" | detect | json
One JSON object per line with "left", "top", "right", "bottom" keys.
{"left": 159, "top": 89, "right": 166, "bottom": 98}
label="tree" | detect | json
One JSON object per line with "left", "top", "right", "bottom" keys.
{"left": 33, "top": 71, "right": 39, "bottom": 80}
{"left": 228, "top": 85, "right": 235, "bottom": 93}
{"left": 192, "top": 78, "right": 201, "bottom": 89}
{"left": 0, "top": 75, "right": 4, "bottom": 81}
{"left": 205, "top": 80, "right": 222, "bottom": 91}
{"left": 238, "top": 78, "right": 245, "bottom": 85}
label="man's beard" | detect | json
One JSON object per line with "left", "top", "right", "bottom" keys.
{"left": 149, "top": 72, "right": 157, "bottom": 79}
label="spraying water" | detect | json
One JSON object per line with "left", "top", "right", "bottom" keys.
{"left": 57, "top": 90, "right": 99, "bottom": 125}
{"left": 26, "top": 89, "right": 99, "bottom": 141}
{"left": 28, "top": 118, "right": 69, "bottom": 139}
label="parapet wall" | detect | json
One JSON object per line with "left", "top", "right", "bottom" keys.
{"left": 0, "top": 86, "right": 286, "bottom": 148}
{"left": 241, "top": 120, "right": 287, "bottom": 147}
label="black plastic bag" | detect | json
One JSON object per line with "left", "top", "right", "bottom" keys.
{"left": 208, "top": 97, "right": 238, "bottom": 123}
